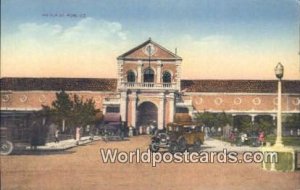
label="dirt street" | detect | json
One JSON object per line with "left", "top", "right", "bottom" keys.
{"left": 1, "top": 136, "right": 299, "bottom": 190}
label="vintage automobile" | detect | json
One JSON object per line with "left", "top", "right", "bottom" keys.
{"left": 0, "top": 112, "right": 45, "bottom": 155}
{"left": 149, "top": 122, "right": 204, "bottom": 153}
{"left": 100, "top": 113, "right": 125, "bottom": 141}
{"left": 1, "top": 127, "right": 15, "bottom": 155}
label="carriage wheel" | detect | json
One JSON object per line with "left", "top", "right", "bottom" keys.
{"left": 0, "top": 140, "right": 14, "bottom": 155}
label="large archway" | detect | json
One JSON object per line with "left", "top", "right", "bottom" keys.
{"left": 137, "top": 101, "right": 158, "bottom": 129}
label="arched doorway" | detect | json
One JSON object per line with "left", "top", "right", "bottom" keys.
{"left": 137, "top": 102, "right": 158, "bottom": 131}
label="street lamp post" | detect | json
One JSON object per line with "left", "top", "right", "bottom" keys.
{"left": 261, "top": 62, "right": 295, "bottom": 172}
{"left": 274, "top": 62, "right": 284, "bottom": 147}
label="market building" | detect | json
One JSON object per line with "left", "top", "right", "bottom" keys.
{"left": 1, "top": 39, "right": 300, "bottom": 130}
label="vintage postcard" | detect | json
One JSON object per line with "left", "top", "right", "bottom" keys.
{"left": 1, "top": 0, "right": 300, "bottom": 190}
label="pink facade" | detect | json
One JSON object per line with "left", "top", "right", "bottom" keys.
{"left": 1, "top": 39, "right": 299, "bottom": 130}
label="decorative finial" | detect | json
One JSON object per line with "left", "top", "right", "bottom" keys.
{"left": 149, "top": 37, "right": 151, "bottom": 41}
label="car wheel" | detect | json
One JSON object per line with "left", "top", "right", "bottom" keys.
{"left": 193, "top": 139, "right": 202, "bottom": 152}
{"left": 177, "top": 138, "right": 187, "bottom": 153}
{"left": 169, "top": 141, "right": 178, "bottom": 154}
{"left": 236, "top": 140, "right": 242, "bottom": 147}
{"left": 149, "top": 142, "right": 160, "bottom": 152}
{"left": 0, "top": 140, "right": 14, "bottom": 156}
{"left": 252, "top": 140, "right": 259, "bottom": 147}
{"left": 120, "top": 132, "right": 124, "bottom": 140}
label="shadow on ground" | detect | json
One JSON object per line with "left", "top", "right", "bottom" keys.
{"left": 10, "top": 149, "right": 76, "bottom": 156}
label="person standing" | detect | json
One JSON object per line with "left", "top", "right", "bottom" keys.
{"left": 76, "top": 126, "right": 81, "bottom": 145}
{"left": 229, "top": 131, "right": 236, "bottom": 145}
{"left": 218, "top": 127, "right": 222, "bottom": 136}
{"left": 258, "top": 131, "right": 265, "bottom": 146}
{"left": 55, "top": 128, "right": 59, "bottom": 143}
{"left": 290, "top": 129, "right": 294, "bottom": 136}
{"left": 30, "top": 121, "right": 39, "bottom": 150}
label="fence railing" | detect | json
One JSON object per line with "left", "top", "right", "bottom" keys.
{"left": 121, "top": 82, "right": 177, "bottom": 89}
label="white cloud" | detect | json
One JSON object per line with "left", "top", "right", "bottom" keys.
{"left": 1, "top": 18, "right": 130, "bottom": 77}
{"left": 170, "top": 34, "right": 299, "bottom": 79}
{"left": 1, "top": 21, "right": 298, "bottom": 79}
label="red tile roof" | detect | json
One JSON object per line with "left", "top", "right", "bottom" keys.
{"left": 181, "top": 80, "right": 300, "bottom": 93}
{"left": 1, "top": 78, "right": 299, "bottom": 93}
{"left": 0, "top": 78, "right": 117, "bottom": 91}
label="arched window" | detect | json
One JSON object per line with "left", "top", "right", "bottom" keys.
{"left": 143, "top": 68, "right": 154, "bottom": 83}
{"left": 163, "top": 71, "right": 171, "bottom": 83}
{"left": 127, "top": 71, "right": 135, "bottom": 82}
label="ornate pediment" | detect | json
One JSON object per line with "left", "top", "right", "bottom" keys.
{"left": 118, "top": 38, "right": 182, "bottom": 60}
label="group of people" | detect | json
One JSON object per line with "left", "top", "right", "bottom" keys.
{"left": 229, "top": 130, "right": 265, "bottom": 146}
{"left": 289, "top": 128, "right": 300, "bottom": 136}
{"left": 200, "top": 125, "right": 222, "bottom": 137}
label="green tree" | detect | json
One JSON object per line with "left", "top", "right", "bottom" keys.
{"left": 284, "top": 113, "right": 300, "bottom": 130}
{"left": 71, "top": 94, "right": 100, "bottom": 128}
{"left": 215, "top": 112, "right": 233, "bottom": 127}
{"left": 51, "top": 90, "right": 73, "bottom": 132}
{"left": 34, "top": 91, "right": 100, "bottom": 137}
{"left": 194, "top": 111, "right": 232, "bottom": 128}
{"left": 255, "top": 115, "right": 275, "bottom": 135}
{"left": 234, "top": 115, "right": 252, "bottom": 133}
{"left": 194, "top": 112, "right": 216, "bottom": 127}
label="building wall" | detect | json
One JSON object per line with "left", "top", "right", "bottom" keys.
{"left": 1, "top": 91, "right": 110, "bottom": 111}
{"left": 1, "top": 90, "right": 299, "bottom": 132}
{"left": 189, "top": 93, "right": 300, "bottom": 113}
{"left": 1, "top": 39, "right": 299, "bottom": 130}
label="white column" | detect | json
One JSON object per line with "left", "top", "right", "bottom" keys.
{"left": 169, "top": 93, "right": 175, "bottom": 123}
{"left": 188, "top": 107, "right": 193, "bottom": 117}
{"left": 175, "top": 60, "right": 181, "bottom": 90}
{"left": 156, "top": 60, "right": 162, "bottom": 84}
{"left": 275, "top": 79, "right": 283, "bottom": 147}
{"left": 272, "top": 114, "right": 276, "bottom": 125}
{"left": 103, "top": 105, "right": 107, "bottom": 115}
{"left": 250, "top": 114, "right": 257, "bottom": 125}
{"left": 62, "top": 119, "right": 65, "bottom": 132}
{"left": 117, "top": 60, "right": 124, "bottom": 89}
{"left": 137, "top": 60, "right": 143, "bottom": 83}
{"left": 158, "top": 93, "right": 165, "bottom": 129}
{"left": 131, "top": 92, "right": 137, "bottom": 128}
{"left": 120, "top": 91, "right": 127, "bottom": 122}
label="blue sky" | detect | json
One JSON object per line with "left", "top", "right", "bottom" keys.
{"left": 1, "top": 0, "right": 300, "bottom": 79}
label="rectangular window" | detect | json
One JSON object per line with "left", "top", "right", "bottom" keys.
{"left": 176, "top": 107, "right": 189, "bottom": 113}
{"left": 106, "top": 106, "right": 120, "bottom": 113}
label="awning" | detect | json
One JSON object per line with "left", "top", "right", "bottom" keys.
{"left": 103, "top": 113, "right": 121, "bottom": 122}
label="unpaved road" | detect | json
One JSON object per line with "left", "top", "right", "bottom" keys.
{"left": 1, "top": 136, "right": 299, "bottom": 190}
